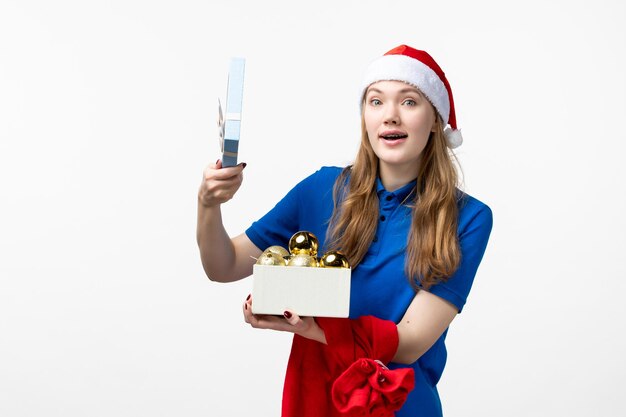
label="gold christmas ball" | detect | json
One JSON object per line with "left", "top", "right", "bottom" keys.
{"left": 289, "top": 231, "right": 319, "bottom": 257}
{"left": 263, "top": 245, "right": 290, "bottom": 258}
{"left": 286, "top": 253, "right": 318, "bottom": 267}
{"left": 256, "top": 251, "right": 287, "bottom": 266}
{"left": 319, "top": 251, "right": 350, "bottom": 268}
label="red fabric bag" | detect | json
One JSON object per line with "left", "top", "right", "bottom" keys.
{"left": 331, "top": 358, "right": 414, "bottom": 417}
{"left": 282, "top": 316, "right": 414, "bottom": 417}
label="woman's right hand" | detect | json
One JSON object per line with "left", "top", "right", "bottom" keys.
{"left": 198, "top": 159, "right": 247, "bottom": 208}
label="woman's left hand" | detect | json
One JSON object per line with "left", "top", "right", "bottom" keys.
{"left": 243, "top": 294, "right": 327, "bottom": 344}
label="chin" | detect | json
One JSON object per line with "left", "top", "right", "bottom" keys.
{"left": 377, "top": 152, "right": 410, "bottom": 164}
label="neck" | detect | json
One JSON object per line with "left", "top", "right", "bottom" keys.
{"left": 378, "top": 160, "right": 419, "bottom": 191}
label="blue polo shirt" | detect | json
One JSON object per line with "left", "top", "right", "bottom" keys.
{"left": 246, "top": 166, "right": 492, "bottom": 417}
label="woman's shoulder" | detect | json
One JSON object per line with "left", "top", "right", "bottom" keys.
{"left": 456, "top": 191, "right": 493, "bottom": 234}
{"left": 299, "top": 166, "right": 346, "bottom": 186}
{"left": 287, "top": 166, "right": 347, "bottom": 197}
{"left": 316, "top": 165, "right": 346, "bottom": 178}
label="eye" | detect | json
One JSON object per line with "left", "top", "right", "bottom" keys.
{"left": 403, "top": 99, "right": 417, "bottom": 106}
{"left": 369, "top": 98, "right": 382, "bottom": 106}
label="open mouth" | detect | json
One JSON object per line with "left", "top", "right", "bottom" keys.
{"left": 380, "top": 133, "right": 408, "bottom": 141}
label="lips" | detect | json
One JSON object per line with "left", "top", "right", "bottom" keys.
{"left": 379, "top": 130, "right": 408, "bottom": 141}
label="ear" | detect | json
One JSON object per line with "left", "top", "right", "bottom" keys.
{"left": 431, "top": 113, "right": 441, "bottom": 133}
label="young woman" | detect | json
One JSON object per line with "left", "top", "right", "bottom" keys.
{"left": 197, "top": 45, "right": 492, "bottom": 417}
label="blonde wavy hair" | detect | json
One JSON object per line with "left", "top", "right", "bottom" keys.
{"left": 325, "top": 105, "right": 462, "bottom": 290}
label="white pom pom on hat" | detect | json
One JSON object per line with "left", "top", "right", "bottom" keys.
{"left": 360, "top": 45, "right": 463, "bottom": 149}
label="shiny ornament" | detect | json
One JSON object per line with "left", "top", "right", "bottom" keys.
{"left": 256, "top": 251, "right": 287, "bottom": 266}
{"left": 263, "top": 245, "right": 290, "bottom": 258}
{"left": 319, "top": 251, "right": 350, "bottom": 268}
{"left": 287, "top": 253, "right": 318, "bottom": 267}
{"left": 289, "top": 231, "right": 319, "bottom": 257}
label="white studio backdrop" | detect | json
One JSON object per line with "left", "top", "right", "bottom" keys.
{"left": 1, "top": 0, "right": 625, "bottom": 416}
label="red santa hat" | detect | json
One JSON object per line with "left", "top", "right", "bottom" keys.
{"left": 360, "top": 45, "right": 463, "bottom": 149}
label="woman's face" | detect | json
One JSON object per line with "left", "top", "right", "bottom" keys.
{"left": 363, "top": 80, "right": 437, "bottom": 177}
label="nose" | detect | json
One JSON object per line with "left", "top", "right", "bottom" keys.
{"left": 383, "top": 104, "right": 400, "bottom": 125}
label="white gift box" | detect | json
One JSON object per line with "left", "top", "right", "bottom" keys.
{"left": 251, "top": 264, "right": 351, "bottom": 318}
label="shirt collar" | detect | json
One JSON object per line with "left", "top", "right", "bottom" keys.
{"left": 376, "top": 177, "right": 417, "bottom": 203}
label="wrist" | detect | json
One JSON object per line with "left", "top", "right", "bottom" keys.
{"left": 198, "top": 194, "right": 221, "bottom": 209}
{"left": 197, "top": 199, "right": 222, "bottom": 219}
{"left": 307, "top": 318, "right": 327, "bottom": 345}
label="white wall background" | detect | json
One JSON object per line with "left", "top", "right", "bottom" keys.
{"left": 1, "top": 0, "right": 625, "bottom": 415}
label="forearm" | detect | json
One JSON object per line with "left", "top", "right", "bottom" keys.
{"left": 392, "top": 324, "right": 436, "bottom": 364}
{"left": 391, "top": 290, "right": 458, "bottom": 364}
{"left": 196, "top": 201, "right": 241, "bottom": 282}
{"left": 197, "top": 160, "right": 254, "bottom": 282}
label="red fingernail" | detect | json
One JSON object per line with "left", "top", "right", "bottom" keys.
{"left": 246, "top": 294, "right": 251, "bottom": 301}
{"left": 242, "top": 162, "right": 247, "bottom": 168}
{"left": 283, "top": 311, "right": 292, "bottom": 319}
{"left": 215, "top": 159, "right": 220, "bottom": 164}
{"left": 245, "top": 304, "right": 248, "bottom": 310}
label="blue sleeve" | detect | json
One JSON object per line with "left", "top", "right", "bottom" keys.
{"left": 428, "top": 196, "right": 493, "bottom": 313}
{"left": 245, "top": 181, "right": 303, "bottom": 251}
{"left": 245, "top": 167, "right": 339, "bottom": 252}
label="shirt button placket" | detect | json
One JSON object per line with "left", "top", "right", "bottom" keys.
{"left": 371, "top": 192, "right": 393, "bottom": 256}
